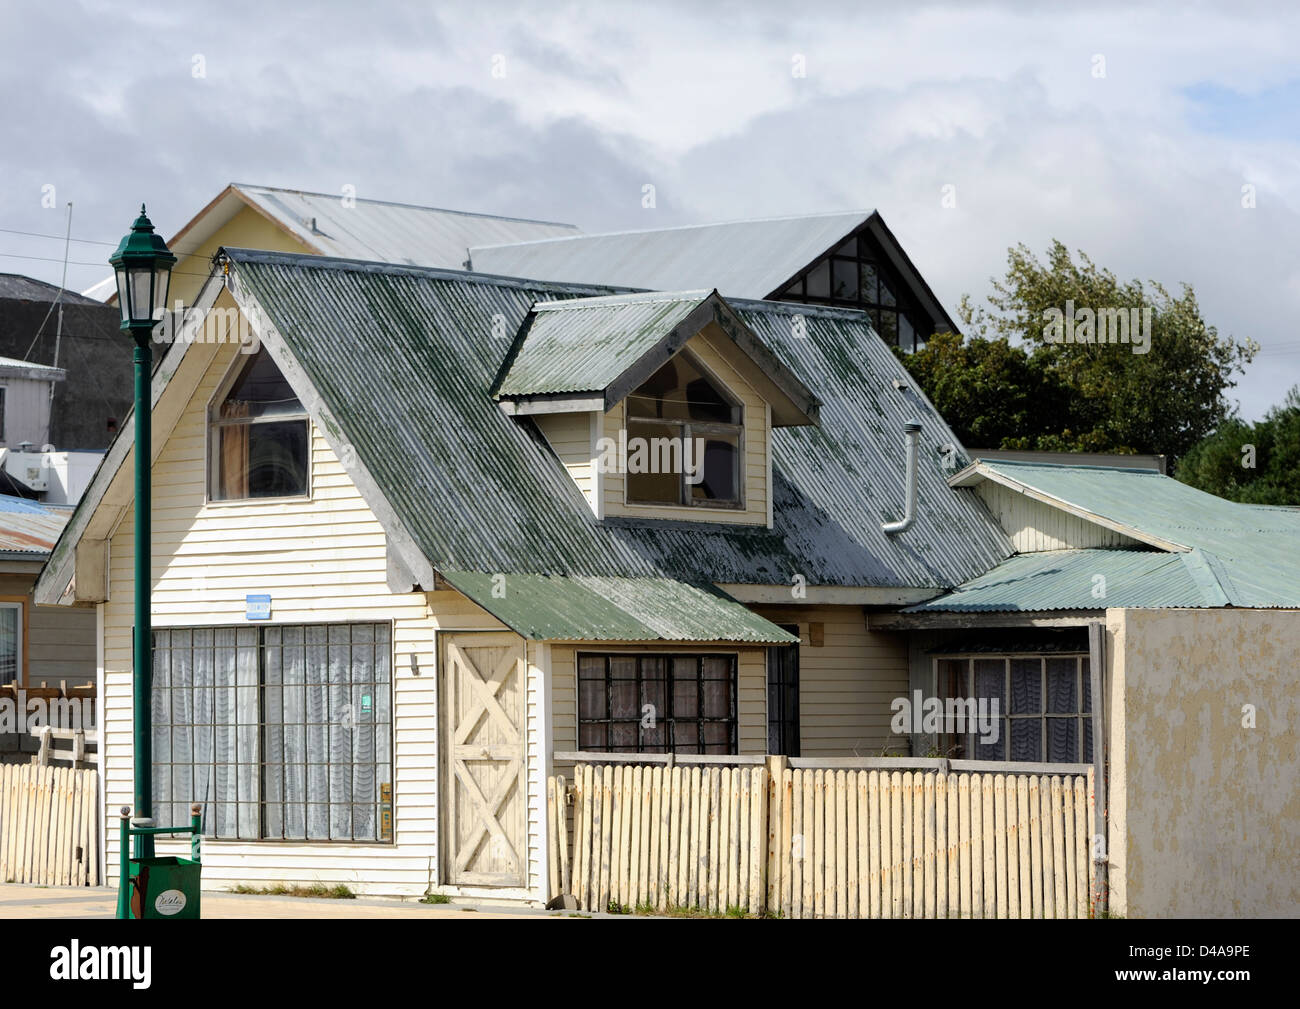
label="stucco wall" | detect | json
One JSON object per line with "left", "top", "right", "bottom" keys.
{"left": 1108, "top": 607, "right": 1300, "bottom": 918}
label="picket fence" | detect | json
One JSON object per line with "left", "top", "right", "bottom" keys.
{"left": 548, "top": 756, "right": 1095, "bottom": 918}
{"left": 0, "top": 763, "right": 100, "bottom": 886}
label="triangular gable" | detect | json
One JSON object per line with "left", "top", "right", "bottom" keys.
{"left": 492, "top": 289, "right": 820, "bottom": 426}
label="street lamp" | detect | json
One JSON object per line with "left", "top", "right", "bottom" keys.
{"left": 109, "top": 205, "right": 175, "bottom": 862}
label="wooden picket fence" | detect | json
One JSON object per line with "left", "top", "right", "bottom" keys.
{"left": 0, "top": 763, "right": 99, "bottom": 886}
{"left": 548, "top": 756, "right": 1095, "bottom": 918}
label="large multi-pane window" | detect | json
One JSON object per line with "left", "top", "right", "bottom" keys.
{"left": 625, "top": 353, "right": 742, "bottom": 509}
{"left": 151, "top": 624, "right": 393, "bottom": 841}
{"left": 209, "top": 348, "right": 310, "bottom": 500}
{"left": 578, "top": 653, "right": 738, "bottom": 754}
{"left": 774, "top": 230, "right": 931, "bottom": 352}
{"left": 935, "top": 654, "right": 1093, "bottom": 763}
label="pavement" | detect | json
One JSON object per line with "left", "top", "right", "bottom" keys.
{"left": 0, "top": 883, "right": 608, "bottom": 919}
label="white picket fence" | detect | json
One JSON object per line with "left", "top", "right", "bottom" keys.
{"left": 0, "top": 763, "right": 100, "bottom": 886}
{"left": 549, "top": 755, "right": 1095, "bottom": 918}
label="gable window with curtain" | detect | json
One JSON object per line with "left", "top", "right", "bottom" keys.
{"left": 625, "top": 352, "right": 743, "bottom": 509}
{"left": 209, "top": 347, "right": 310, "bottom": 501}
{"left": 150, "top": 623, "right": 393, "bottom": 841}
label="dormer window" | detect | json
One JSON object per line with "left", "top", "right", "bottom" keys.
{"left": 625, "top": 352, "right": 742, "bottom": 509}
{"left": 209, "top": 348, "right": 309, "bottom": 501}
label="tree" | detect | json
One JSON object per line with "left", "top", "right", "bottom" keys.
{"left": 1176, "top": 387, "right": 1300, "bottom": 505}
{"left": 900, "top": 241, "right": 1257, "bottom": 463}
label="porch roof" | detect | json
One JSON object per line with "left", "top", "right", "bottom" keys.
{"left": 903, "top": 548, "right": 1235, "bottom": 613}
{"left": 440, "top": 571, "right": 798, "bottom": 643}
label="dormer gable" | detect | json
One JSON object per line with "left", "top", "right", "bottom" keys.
{"left": 493, "top": 290, "right": 819, "bottom": 524}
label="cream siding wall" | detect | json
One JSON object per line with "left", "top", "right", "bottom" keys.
{"left": 600, "top": 330, "right": 770, "bottom": 526}
{"left": 532, "top": 412, "right": 596, "bottom": 513}
{"left": 975, "top": 483, "right": 1143, "bottom": 552}
{"left": 168, "top": 205, "right": 312, "bottom": 308}
{"left": 0, "top": 574, "right": 95, "bottom": 689}
{"left": 753, "top": 605, "right": 909, "bottom": 757}
{"left": 99, "top": 337, "right": 555, "bottom": 899}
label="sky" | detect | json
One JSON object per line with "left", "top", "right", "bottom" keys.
{"left": 2, "top": 0, "right": 1298, "bottom": 418}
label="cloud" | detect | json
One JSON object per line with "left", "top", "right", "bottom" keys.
{"left": 1, "top": 0, "right": 1297, "bottom": 416}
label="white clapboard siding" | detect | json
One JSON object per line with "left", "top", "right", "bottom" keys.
{"left": 551, "top": 761, "right": 1095, "bottom": 918}
{"left": 0, "top": 763, "right": 99, "bottom": 885}
{"left": 975, "top": 482, "right": 1144, "bottom": 552}
{"left": 101, "top": 338, "right": 549, "bottom": 900}
{"left": 532, "top": 412, "right": 597, "bottom": 513}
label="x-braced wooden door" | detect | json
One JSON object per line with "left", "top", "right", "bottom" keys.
{"left": 441, "top": 632, "right": 527, "bottom": 887}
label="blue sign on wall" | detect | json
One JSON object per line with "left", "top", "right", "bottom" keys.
{"left": 245, "top": 594, "right": 272, "bottom": 620}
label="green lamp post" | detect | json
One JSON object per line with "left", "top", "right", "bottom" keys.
{"left": 109, "top": 206, "right": 176, "bottom": 861}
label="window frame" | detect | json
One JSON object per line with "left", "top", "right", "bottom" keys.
{"left": 576, "top": 650, "right": 740, "bottom": 755}
{"left": 622, "top": 350, "right": 746, "bottom": 511}
{"left": 205, "top": 349, "right": 313, "bottom": 505}
{"left": 766, "top": 626, "right": 801, "bottom": 757}
{"left": 0, "top": 598, "right": 25, "bottom": 688}
{"left": 932, "top": 652, "right": 1093, "bottom": 764}
{"left": 150, "top": 621, "right": 396, "bottom": 844}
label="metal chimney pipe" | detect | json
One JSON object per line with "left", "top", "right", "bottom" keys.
{"left": 881, "top": 421, "right": 922, "bottom": 535}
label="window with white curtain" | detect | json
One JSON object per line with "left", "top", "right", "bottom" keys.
{"left": 0, "top": 602, "right": 20, "bottom": 686}
{"left": 151, "top": 624, "right": 392, "bottom": 841}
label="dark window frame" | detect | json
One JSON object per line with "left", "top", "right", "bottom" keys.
{"left": 933, "top": 653, "right": 1093, "bottom": 763}
{"left": 774, "top": 228, "right": 933, "bottom": 352}
{"left": 577, "top": 651, "right": 739, "bottom": 754}
{"left": 207, "top": 348, "right": 312, "bottom": 503}
{"left": 767, "top": 626, "right": 800, "bottom": 757}
{"left": 624, "top": 351, "right": 745, "bottom": 511}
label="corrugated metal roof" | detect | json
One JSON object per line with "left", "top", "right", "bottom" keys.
{"left": 0, "top": 274, "right": 103, "bottom": 306}
{"left": 235, "top": 184, "right": 580, "bottom": 269}
{"left": 0, "top": 494, "right": 70, "bottom": 556}
{"left": 494, "top": 290, "right": 711, "bottom": 397}
{"left": 904, "top": 549, "right": 1215, "bottom": 612}
{"left": 222, "top": 249, "right": 1010, "bottom": 590}
{"left": 0, "top": 356, "right": 65, "bottom": 380}
{"left": 951, "top": 460, "right": 1300, "bottom": 608}
{"left": 470, "top": 212, "right": 871, "bottom": 299}
{"left": 442, "top": 571, "right": 797, "bottom": 642}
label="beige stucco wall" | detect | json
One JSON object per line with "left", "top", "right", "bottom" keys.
{"left": 1107, "top": 607, "right": 1300, "bottom": 918}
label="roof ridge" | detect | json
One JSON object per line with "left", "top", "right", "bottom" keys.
{"left": 232, "top": 183, "right": 579, "bottom": 229}
{"left": 469, "top": 209, "right": 875, "bottom": 252}
{"left": 533, "top": 289, "right": 714, "bottom": 311}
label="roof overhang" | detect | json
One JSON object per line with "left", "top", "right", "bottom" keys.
{"left": 441, "top": 570, "right": 798, "bottom": 643}
{"left": 494, "top": 290, "right": 820, "bottom": 427}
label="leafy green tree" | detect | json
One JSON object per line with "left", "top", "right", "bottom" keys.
{"left": 1176, "top": 388, "right": 1300, "bottom": 505}
{"left": 900, "top": 241, "right": 1257, "bottom": 462}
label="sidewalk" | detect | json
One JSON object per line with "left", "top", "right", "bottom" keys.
{"left": 0, "top": 883, "right": 606, "bottom": 919}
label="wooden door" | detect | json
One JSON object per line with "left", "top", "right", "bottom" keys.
{"left": 442, "top": 632, "right": 527, "bottom": 887}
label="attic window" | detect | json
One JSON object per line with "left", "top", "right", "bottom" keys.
{"left": 209, "top": 348, "right": 309, "bottom": 501}
{"left": 625, "top": 352, "right": 742, "bottom": 509}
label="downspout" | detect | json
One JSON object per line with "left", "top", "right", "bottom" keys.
{"left": 881, "top": 421, "right": 921, "bottom": 534}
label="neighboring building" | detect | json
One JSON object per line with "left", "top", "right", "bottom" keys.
{"left": 0, "top": 274, "right": 132, "bottom": 451}
{"left": 37, "top": 247, "right": 1298, "bottom": 916}
{"left": 86, "top": 186, "right": 955, "bottom": 352}
{"left": 0, "top": 495, "right": 95, "bottom": 691}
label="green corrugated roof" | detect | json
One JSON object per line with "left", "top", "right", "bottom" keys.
{"left": 904, "top": 549, "right": 1219, "bottom": 612}
{"left": 959, "top": 460, "right": 1300, "bottom": 608}
{"left": 216, "top": 250, "right": 1010, "bottom": 590}
{"left": 441, "top": 571, "right": 797, "bottom": 642}
{"left": 492, "top": 290, "right": 710, "bottom": 398}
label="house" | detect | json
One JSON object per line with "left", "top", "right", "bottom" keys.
{"left": 0, "top": 274, "right": 132, "bottom": 451}
{"left": 39, "top": 240, "right": 1297, "bottom": 916}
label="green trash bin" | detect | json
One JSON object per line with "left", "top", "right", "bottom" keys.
{"left": 127, "top": 856, "right": 202, "bottom": 919}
